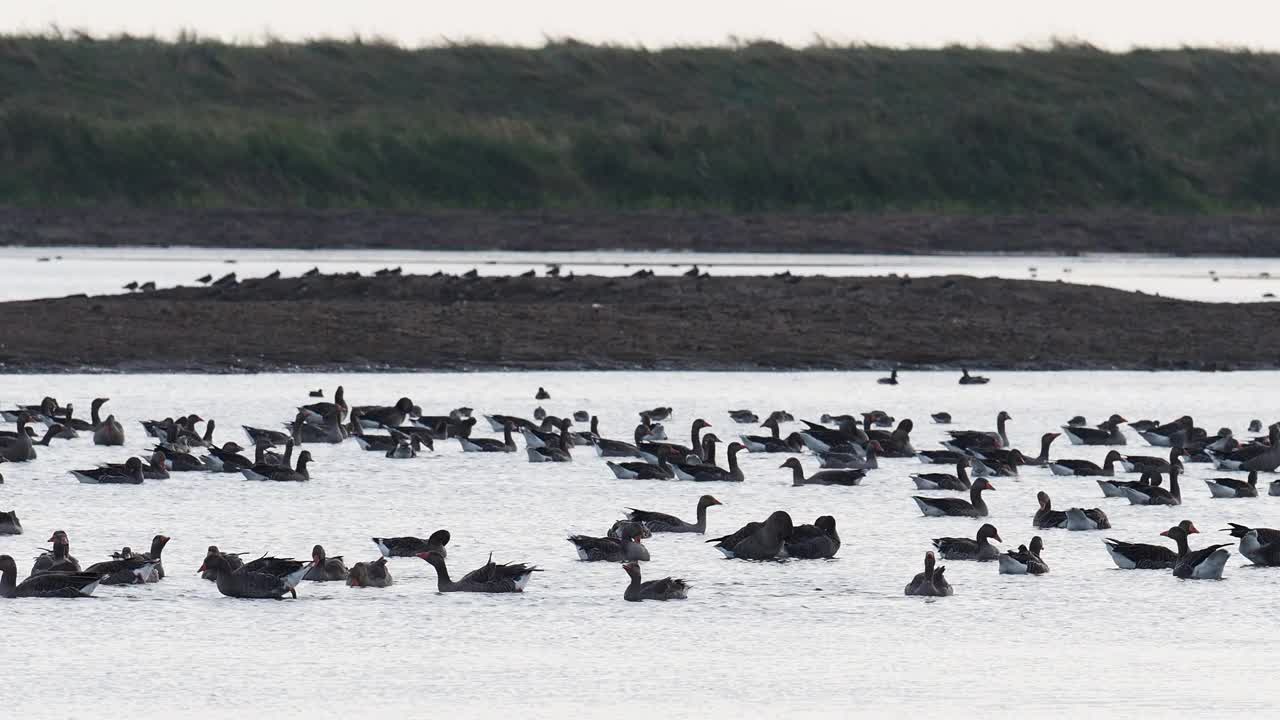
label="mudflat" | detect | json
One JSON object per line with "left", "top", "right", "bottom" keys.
{"left": 0, "top": 272, "right": 1275, "bottom": 372}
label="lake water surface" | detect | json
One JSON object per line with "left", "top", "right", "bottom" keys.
{"left": 1, "top": 370, "right": 1277, "bottom": 718}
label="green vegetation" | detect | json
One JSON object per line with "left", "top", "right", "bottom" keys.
{"left": 3, "top": 33, "right": 1280, "bottom": 210}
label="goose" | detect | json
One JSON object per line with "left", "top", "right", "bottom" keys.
{"left": 980, "top": 433, "right": 1060, "bottom": 467}
{"left": 904, "top": 551, "right": 953, "bottom": 596}
{"left": 309, "top": 389, "right": 324, "bottom": 398}
{"left": 1122, "top": 468, "right": 1181, "bottom": 505}
{"left": 796, "top": 417, "right": 866, "bottom": 453}
{"left": 1249, "top": 419, "right": 1264, "bottom": 432}
{"left": 0, "top": 555, "right": 101, "bottom": 598}
{"left": 780, "top": 458, "right": 864, "bottom": 486}
{"left": 303, "top": 545, "right": 349, "bottom": 581}
{"left": 740, "top": 418, "right": 802, "bottom": 453}
{"left": 931, "top": 412, "right": 952, "bottom": 424}
{"left": 864, "top": 418, "right": 915, "bottom": 458}
{"left": 569, "top": 522, "right": 650, "bottom": 562}
{"left": 0, "top": 510, "right": 20, "bottom": 535}
{"left": 198, "top": 552, "right": 311, "bottom": 600}
{"left": 290, "top": 409, "right": 346, "bottom": 444}
{"left": 1205, "top": 470, "right": 1258, "bottom": 498}
{"left": 1163, "top": 525, "right": 1231, "bottom": 580}
{"left": 706, "top": 511, "right": 793, "bottom": 560}
{"left": 620, "top": 495, "right": 722, "bottom": 534}
{"left": 783, "top": 516, "right": 841, "bottom": 559}
{"left": 672, "top": 441, "right": 746, "bottom": 482}
{"left": 1138, "top": 416, "right": 1194, "bottom": 447}
{"left": 299, "top": 385, "right": 347, "bottom": 424}
{"left": 969, "top": 452, "right": 1022, "bottom": 477}
{"left": 1102, "top": 520, "right": 1198, "bottom": 569}
{"left": 1050, "top": 450, "right": 1125, "bottom": 477}
{"left": 243, "top": 425, "right": 291, "bottom": 446}
{"left": 349, "top": 412, "right": 417, "bottom": 452}
{"left": 70, "top": 456, "right": 145, "bottom": 484}
{"left": 484, "top": 414, "right": 538, "bottom": 433}
{"left": 942, "top": 411, "right": 1011, "bottom": 453}
{"left": 1, "top": 397, "right": 59, "bottom": 424}
{"left": 1242, "top": 425, "right": 1280, "bottom": 472}
{"left": 32, "top": 530, "right": 81, "bottom": 574}
{"left": 878, "top": 369, "right": 899, "bottom": 385}
{"left": 592, "top": 420, "right": 648, "bottom": 459}
{"left": 622, "top": 561, "right": 689, "bottom": 601}
{"left": 1061, "top": 414, "right": 1128, "bottom": 446}
{"left": 347, "top": 557, "right": 394, "bottom": 587}
{"left": 817, "top": 441, "right": 881, "bottom": 470}
{"left": 958, "top": 369, "right": 989, "bottom": 385}
{"left": 385, "top": 435, "right": 424, "bottom": 459}
{"left": 1066, "top": 416, "right": 1088, "bottom": 427}
{"left": 458, "top": 422, "right": 516, "bottom": 453}
{"left": 642, "top": 419, "right": 713, "bottom": 464}
{"left": 913, "top": 478, "right": 995, "bottom": 518}
{"left": 729, "top": 409, "right": 760, "bottom": 424}
{"left": 573, "top": 410, "right": 590, "bottom": 423}
{"left": 916, "top": 449, "right": 967, "bottom": 465}
{"left": 51, "top": 399, "right": 108, "bottom": 432}
{"left": 639, "top": 407, "right": 672, "bottom": 423}
{"left": 933, "top": 523, "right": 1002, "bottom": 561}
{"left": 605, "top": 459, "right": 674, "bottom": 480}
{"left": 998, "top": 537, "right": 1049, "bottom": 575}
{"left": 151, "top": 441, "right": 205, "bottom": 471}
{"left": 199, "top": 546, "right": 246, "bottom": 581}
{"left": 1032, "top": 491, "right": 1067, "bottom": 529}
{"left": 0, "top": 413, "right": 37, "bottom": 462}
{"left": 128, "top": 534, "right": 170, "bottom": 581}
{"left": 204, "top": 442, "right": 254, "bottom": 473}
{"left": 242, "top": 450, "right": 312, "bottom": 482}
{"left": 352, "top": 398, "right": 415, "bottom": 429}
{"left": 1064, "top": 507, "right": 1111, "bottom": 531}
{"left": 912, "top": 458, "right": 974, "bottom": 491}
{"left": 417, "top": 551, "right": 540, "bottom": 593}
{"left": 1121, "top": 447, "right": 1187, "bottom": 474}
{"left": 1222, "top": 524, "right": 1280, "bottom": 566}
{"left": 242, "top": 439, "right": 292, "bottom": 480}
{"left": 373, "top": 531, "right": 451, "bottom": 558}
{"left": 535, "top": 387, "right": 550, "bottom": 400}
{"left": 84, "top": 551, "right": 160, "bottom": 585}
{"left": 526, "top": 420, "right": 573, "bottom": 463}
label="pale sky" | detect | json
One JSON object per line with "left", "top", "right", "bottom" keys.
{"left": 6, "top": 0, "right": 1278, "bottom": 49}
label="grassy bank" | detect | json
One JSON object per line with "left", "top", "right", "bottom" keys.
{"left": 3, "top": 34, "right": 1280, "bottom": 211}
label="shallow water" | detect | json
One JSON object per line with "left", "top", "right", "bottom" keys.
{"left": 1, "top": 370, "right": 1277, "bottom": 718}
{"left": 3, "top": 245, "right": 1279, "bottom": 303}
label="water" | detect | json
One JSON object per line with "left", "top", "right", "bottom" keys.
{"left": 1, "top": 370, "right": 1277, "bottom": 718}
{"left": 3, "top": 245, "right": 1279, "bottom": 303}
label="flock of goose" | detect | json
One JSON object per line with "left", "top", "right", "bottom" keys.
{"left": 2, "top": 384, "right": 1278, "bottom": 603}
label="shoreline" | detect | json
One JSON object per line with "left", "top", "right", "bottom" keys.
{"left": 5, "top": 207, "right": 1280, "bottom": 256}
{"left": 2, "top": 272, "right": 1278, "bottom": 373}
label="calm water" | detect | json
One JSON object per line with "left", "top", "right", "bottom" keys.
{"left": 1, "top": 371, "right": 1278, "bottom": 718}
{"left": 3, "top": 245, "right": 1279, "bottom": 303}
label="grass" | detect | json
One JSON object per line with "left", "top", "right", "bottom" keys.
{"left": 3, "top": 34, "right": 1280, "bottom": 210}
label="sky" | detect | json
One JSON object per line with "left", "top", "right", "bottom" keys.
{"left": 6, "top": 1, "right": 1279, "bottom": 49}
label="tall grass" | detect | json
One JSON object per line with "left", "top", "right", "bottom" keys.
{"left": 2, "top": 35, "right": 1279, "bottom": 210}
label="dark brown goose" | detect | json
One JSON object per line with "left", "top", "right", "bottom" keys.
{"left": 373, "top": 530, "right": 451, "bottom": 558}
{"left": 1205, "top": 470, "right": 1259, "bottom": 498}
{"left": 0, "top": 510, "right": 20, "bottom": 535}
{"left": 1164, "top": 525, "right": 1231, "bottom": 580}
{"left": 622, "top": 561, "right": 689, "bottom": 601}
{"left": 998, "top": 537, "right": 1049, "bottom": 575}
{"left": 303, "top": 545, "right": 349, "bottom": 581}
{"left": 620, "top": 495, "right": 722, "bottom": 534}
{"left": 198, "top": 552, "right": 310, "bottom": 600}
{"left": 31, "top": 530, "right": 80, "bottom": 575}
{"left": 0, "top": 413, "right": 37, "bottom": 462}
{"left": 417, "top": 551, "right": 540, "bottom": 593}
{"left": 570, "top": 522, "right": 650, "bottom": 562}
{"left": 707, "top": 511, "right": 793, "bottom": 560}
{"left": 904, "top": 551, "right": 953, "bottom": 596}
{"left": 347, "top": 557, "right": 394, "bottom": 588}
{"left": 1062, "top": 414, "right": 1128, "bottom": 446}
{"left": 299, "top": 385, "right": 347, "bottom": 424}
{"left": 780, "top": 457, "right": 864, "bottom": 486}
{"left": 242, "top": 450, "right": 312, "bottom": 482}
{"left": 933, "top": 523, "right": 1002, "bottom": 561}
{"left": 1123, "top": 468, "right": 1182, "bottom": 506}
{"left": 84, "top": 549, "right": 160, "bottom": 585}
{"left": 1103, "top": 520, "right": 1197, "bottom": 569}
{"left": 0, "top": 555, "right": 102, "bottom": 598}
{"left": 457, "top": 422, "right": 517, "bottom": 453}
{"left": 784, "top": 516, "right": 841, "bottom": 559}
{"left": 1049, "top": 450, "right": 1125, "bottom": 477}
{"left": 1222, "top": 523, "right": 1280, "bottom": 566}
{"left": 913, "top": 479, "right": 995, "bottom": 518}
{"left": 911, "top": 457, "right": 972, "bottom": 491}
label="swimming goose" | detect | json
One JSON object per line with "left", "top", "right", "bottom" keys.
{"left": 1163, "top": 525, "right": 1231, "bottom": 580}
{"left": 130, "top": 534, "right": 170, "bottom": 581}
{"left": 1032, "top": 491, "right": 1067, "bottom": 529}
{"left": 916, "top": 449, "right": 967, "bottom": 465}
{"left": 299, "top": 385, "right": 347, "bottom": 424}
{"left": 84, "top": 551, "right": 160, "bottom": 585}
{"left": 573, "top": 410, "right": 590, "bottom": 423}
{"left": 1049, "top": 450, "right": 1125, "bottom": 477}
{"left": 52, "top": 399, "right": 107, "bottom": 432}
{"left": 71, "top": 456, "right": 145, "bottom": 484}
{"left": 592, "top": 420, "right": 648, "bottom": 459}
{"left": 942, "top": 411, "right": 1011, "bottom": 453}
{"left": 780, "top": 457, "right": 864, "bottom": 486}
{"left": 706, "top": 511, "right": 793, "bottom": 560}
{"left": 740, "top": 417, "right": 801, "bottom": 453}
{"left": 622, "top": 561, "right": 689, "bottom": 601}
{"left": 958, "top": 369, "right": 989, "bottom": 385}
{"left": 526, "top": 419, "right": 573, "bottom": 462}
{"left": 373, "top": 530, "right": 451, "bottom": 558}
{"left": 931, "top": 412, "right": 952, "bottom": 424}
{"left": 864, "top": 418, "right": 915, "bottom": 457}
{"left": 31, "top": 530, "right": 80, "bottom": 575}
{"left": 1120, "top": 447, "right": 1187, "bottom": 474}
{"left": 385, "top": 435, "right": 424, "bottom": 459}
{"left": 241, "top": 439, "right": 291, "bottom": 479}
{"left": 784, "top": 516, "right": 841, "bottom": 559}
{"left": 1242, "top": 425, "right": 1280, "bottom": 472}
{"left": 199, "top": 552, "right": 311, "bottom": 600}
{"left": 1097, "top": 470, "right": 1163, "bottom": 497}
{"left": 1205, "top": 470, "right": 1258, "bottom": 498}
{"left": 303, "top": 545, "right": 349, "bottom": 581}
{"left": 981, "top": 433, "right": 1060, "bottom": 467}
{"left": 0, "top": 510, "right": 20, "bottom": 535}
{"left": 484, "top": 414, "right": 538, "bottom": 433}
{"left": 729, "top": 409, "right": 760, "bottom": 424}
{"left": 878, "top": 369, "right": 899, "bottom": 385}
{"left": 243, "top": 425, "right": 291, "bottom": 446}
{"left": 672, "top": 441, "right": 746, "bottom": 482}
{"left": 1222, "top": 524, "right": 1280, "bottom": 566}
{"left": 347, "top": 557, "right": 394, "bottom": 587}
{"left": 768, "top": 410, "right": 795, "bottom": 424}
{"left": 933, "top": 523, "right": 1002, "bottom": 561}
{"left": 911, "top": 457, "right": 972, "bottom": 491}
{"left": 242, "top": 450, "right": 312, "bottom": 482}
{"left": 642, "top": 419, "right": 713, "bottom": 464}
{"left": 904, "top": 551, "right": 953, "bottom": 596}
{"left": 913, "top": 478, "right": 995, "bottom": 518}
{"left": 1138, "top": 416, "right": 1194, "bottom": 447}
{"left": 0, "top": 413, "right": 37, "bottom": 462}
{"left": 417, "top": 551, "right": 540, "bottom": 593}
{"left": 1102, "top": 520, "right": 1197, "bottom": 569}
{"left": 457, "top": 422, "right": 517, "bottom": 453}
{"left": 1, "top": 397, "right": 59, "bottom": 424}
{"left": 621, "top": 495, "right": 722, "bottom": 534}
{"left": 970, "top": 451, "right": 1023, "bottom": 477}
{"left": 639, "top": 407, "right": 672, "bottom": 423}
{"left": 1061, "top": 415, "right": 1127, "bottom": 446}
{"left": 352, "top": 398, "right": 415, "bottom": 429}
{"left": 797, "top": 417, "right": 866, "bottom": 453}
{"left": 0, "top": 555, "right": 101, "bottom": 598}
{"left": 309, "top": 389, "right": 324, "bottom": 398}
{"left": 290, "top": 409, "right": 346, "bottom": 444}
{"left": 998, "top": 536, "right": 1049, "bottom": 575}
{"left": 535, "top": 387, "right": 550, "bottom": 400}
{"left": 817, "top": 442, "right": 881, "bottom": 470}
{"left": 198, "top": 546, "right": 246, "bottom": 581}
{"left": 569, "top": 522, "right": 650, "bottom": 562}
{"left": 1122, "top": 468, "right": 1181, "bottom": 505}
{"left": 606, "top": 459, "right": 675, "bottom": 480}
